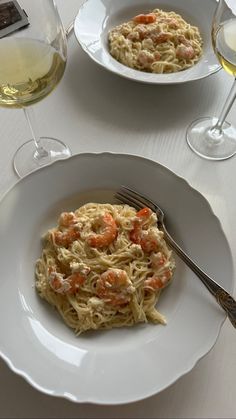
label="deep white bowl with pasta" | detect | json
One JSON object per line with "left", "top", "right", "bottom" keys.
{"left": 74, "top": 0, "right": 221, "bottom": 84}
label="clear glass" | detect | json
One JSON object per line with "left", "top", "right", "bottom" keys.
{"left": 186, "top": 0, "right": 236, "bottom": 160}
{"left": 0, "top": 0, "right": 71, "bottom": 177}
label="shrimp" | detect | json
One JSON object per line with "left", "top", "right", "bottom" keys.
{"left": 66, "top": 272, "right": 86, "bottom": 294}
{"left": 48, "top": 266, "right": 68, "bottom": 294}
{"left": 176, "top": 44, "right": 195, "bottom": 60}
{"left": 160, "top": 17, "right": 178, "bottom": 29}
{"left": 150, "top": 252, "right": 166, "bottom": 269}
{"left": 130, "top": 207, "right": 159, "bottom": 252}
{"left": 154, "top": 32, "right": 172, "bottom": 44}
{"left": 52, "top": 227, "right": 80, "bottom": 247}
{"left": 144, "top": 269, "right": 172, "bottom": 291}
{"left": 87, "top": 212, "right": 118, "bottom": 248}
{"left": 154, "top": 51, "right": 161, "bottom": 61}
{"left": 143, "top": 27, "right": 172, "bottom": 44}
{"left": 133, "top": 13, "right": 157, "bottom": 24}
{"left": 137, "top": 51, "right": 154, "bottom": 67}
{"left": 140, "top": 230, "right": 159, "bottom": 253}
{"left": 176, "top": 36, "right": 195, "bottom": 60}
{"left": 48, "top": 266, "right": 86, "bottom": 295}
{"left": 58, "top": 212, "right": 78, "bottom": 228}
{"left": 177, "top": 35, "right": 191, "bottom": 46}
{"left": 96, "top": 268, "right": 134, "bottom": 306}
{"left": 136, "top": 24, "right": 148, "bottom": 40}
{"left": 130, "top": 207, "right": 152, "bottom": 243}
{"left": 127, "top": 31, "right": 140, "bottom": 42}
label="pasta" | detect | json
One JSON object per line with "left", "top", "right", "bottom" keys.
{"left": 35, "top": 203, "right": 175, "bottom": 334}
{"left": 108, "top": 8, "right": 203, "bottom": 74}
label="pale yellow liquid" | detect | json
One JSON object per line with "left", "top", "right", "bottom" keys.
{"left": 0, "top": 38, "right": 66, "bottom": 108}
{"left": 215, "top": 19, "right": 236, "bottom": 77}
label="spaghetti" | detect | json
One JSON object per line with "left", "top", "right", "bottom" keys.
{"left": 35, "top": 203, "right": 175, "bottom": 334}
{"left": 108, "top": 8, "right": 203, "bottom": 74}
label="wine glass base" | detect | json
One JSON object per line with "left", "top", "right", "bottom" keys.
{"left": 186, "top": 117, "right": 236, "bottom": 161}
{"left": 13, "top": 137, "right": 71, "bottom": 178}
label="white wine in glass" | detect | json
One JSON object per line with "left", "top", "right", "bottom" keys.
{"left": 0, "top": 0, "right": 71, "bottom": 177}
{"left": 186, "top": 0, "right": 236, "bottom": 160}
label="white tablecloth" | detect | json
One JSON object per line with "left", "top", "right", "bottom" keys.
{"left": 0, "top": 1, "right": 236, "bottom": 417}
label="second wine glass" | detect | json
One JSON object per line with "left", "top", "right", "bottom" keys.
{"left": 186, "top": 0, "right": 236, "bottom": 160}
{"left": 0, "top": 0, "right": 71, "bottom": 177}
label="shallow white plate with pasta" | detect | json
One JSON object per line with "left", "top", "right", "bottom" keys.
{"left": 0, "top": 153, "right": 233, "bottom": 404}
{"left": 74, "top": 0, "right": 221, "bottom": 84}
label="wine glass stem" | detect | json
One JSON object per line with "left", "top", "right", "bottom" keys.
{"left": 23, "top": 107, "right": 49, "bottom": 160}
{"left": 214, "top": 77, "right": 236, "bottom": 132}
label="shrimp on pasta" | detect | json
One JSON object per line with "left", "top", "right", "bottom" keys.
{"left": 108, "top": 8, "right": 203, "bottom": 74}
{"left": 35, "top": 202, "right": 175, "bottom": 335}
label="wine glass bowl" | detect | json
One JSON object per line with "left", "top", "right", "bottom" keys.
{"left": 0, "top": 0, "right": 71, "bottom": 177}
{"left": 186, "top": 0, "right": 236, "bottom": 160}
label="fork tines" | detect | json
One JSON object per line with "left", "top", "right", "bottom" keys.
{"left": 115, "top": 186, "right": 156, "bottom": 212}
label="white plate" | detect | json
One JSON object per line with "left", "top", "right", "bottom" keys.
{"left": 0, "top": 153, "right": 233, "bottom": 404}
{"left": 74, "top": 0, "right": 221, "bottom": 84}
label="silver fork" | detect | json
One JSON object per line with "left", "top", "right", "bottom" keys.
{"left": 115, "top": 186, "right": 236, "bottom": 328}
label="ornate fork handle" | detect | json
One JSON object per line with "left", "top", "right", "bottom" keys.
{"left": 162, "top": 225, "right": 236, "bottom": 328}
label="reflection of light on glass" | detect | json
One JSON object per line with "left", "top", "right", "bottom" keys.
{"left": 29, "top": 318, "right": 87, "bottom": 367}
{"left": 19, "top": 292, "right": 33, "bottom": 314}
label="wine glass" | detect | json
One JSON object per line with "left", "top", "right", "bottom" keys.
{"left": 0, "top": 0, "right": 71, "bottom": 177}
{"left": 186, "top": 0, "right": 236, "bottom": 160}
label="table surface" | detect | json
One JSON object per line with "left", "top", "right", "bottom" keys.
{"left": 1, "top": 1, "right": 236, "bottom": 418}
